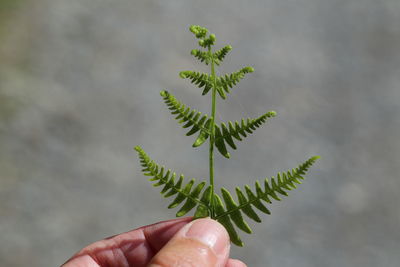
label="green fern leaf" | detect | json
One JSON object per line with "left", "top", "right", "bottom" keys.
{"left": 214, "top": 194, "right": 244, "bottom": 246}
{"left": 179, "top": 71, "right": 213, "bottom": 95}
{"left": 214, "top": 111, "right": 277, "bottom": 157}
{"left": 221, "top": 188, "right": 252, "bottom": 234}
{"left": 192, "top": 121, "right": 211, "bottom": 147}
{"left": 135, "top": 146, "right": 211, "bottom": 217}
{"left": 135, "top": 25, "right": 321, "bottom": 248}
{"left": 194, "top": 186, "right": 212, "bottom": 218}
{"left": 191, "top": 49, "right": 211, "bottom": 65}
{"left": 216, "top": 67, "right": 254, "bottom": 98}
{"left": 214, "top": 125, "right": 230, "bottom": 158}
{"left": 214, "top": 156, "right": 319, "bottom": 243}
{"left": 235, "top": 187, "right": 261, "bottom": 222}
{"left": 213, "top": 45, "right": 232, "bottom": 65}
{"left": 160, "top": 90, "right": 211, "bottom": 147}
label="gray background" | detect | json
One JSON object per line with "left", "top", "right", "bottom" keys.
{"left": 1, "top": 0, "right": 399, "bottom": 266}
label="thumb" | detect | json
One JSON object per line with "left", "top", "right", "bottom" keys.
{"left": 148, "top": 218, "right": 230, "bottom": 267}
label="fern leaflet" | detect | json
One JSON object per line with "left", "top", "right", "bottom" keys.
{"left": 160, "top": 90, "right": 211, "bottom": 147}
{"left": 179, "top": 71, "right": 213, "bottom": 95}
{"left": 213, "top": 45, "right": 232, "bottom": 65}
{"left": 135, "top": 146, "right": 212, "bottom": 218}
{"left": 214, "top": 111, "right": 277, "bottom": 157}
{"left": 216, "top": 67, "right": 255, "bottom": 99}
{"left": 215, "top": 156, "right": 320, "bottom": 246}
{"left": 191, "top": 49, "right": 211, "bottom": 65}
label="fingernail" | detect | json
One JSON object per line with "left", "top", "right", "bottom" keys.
{"left": 184, "top": 218, "right": 229, "bottom": 255}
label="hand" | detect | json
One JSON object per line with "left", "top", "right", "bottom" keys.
{"left": 62, "top": 217, "right": 247, "bottom": 267}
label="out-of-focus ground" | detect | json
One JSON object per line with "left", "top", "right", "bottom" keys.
{"left": 1, "top": 0, "right": 399, "bottom": 266}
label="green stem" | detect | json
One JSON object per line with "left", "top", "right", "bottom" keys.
{"left": 209, "top": 47, "right": 217, "bottom": 219}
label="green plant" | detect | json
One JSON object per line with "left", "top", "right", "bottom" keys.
{"left": 134, "top": 25, "right": 319, "bottom": 246}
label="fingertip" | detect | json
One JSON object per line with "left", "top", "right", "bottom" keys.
{"left": 182, "top": 218, "right": 230, "bottom": 257}
{"left": 62, "top": 255, "right": 99, "bottom": 267}
{"left": 149, "top": 218, "right": 231, "bottom": 267}
{"left": 226, "top": 258, "right": 248, "bottom": 267}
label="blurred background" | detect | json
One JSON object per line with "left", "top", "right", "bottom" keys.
{"left": 1, "top": 0, "right": 399, "bottom": 266}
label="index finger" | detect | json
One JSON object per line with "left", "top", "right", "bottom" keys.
{"left": 63, "top": 217, "right": 193, "bottom": 267}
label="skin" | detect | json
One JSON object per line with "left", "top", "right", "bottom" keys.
{"left": 62, "top": 217, "right": 247, "bottom": 267}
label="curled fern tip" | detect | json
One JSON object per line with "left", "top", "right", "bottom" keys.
{"left": 189, "top": 25, "right": 208, "bottom": 39}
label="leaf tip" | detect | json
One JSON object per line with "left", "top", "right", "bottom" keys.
{"left": 235, "top": 240, "right": 245, "bottom": 247}
{"left": 244, "top": 66, "right": 255, "bottom": 73}
{"left": 176, "top": 211, "right": 185, "bottom": 217}
{"left": 168, "top": 203, "right": 178, "bottom": 209}
{"left": 179, "top": 71, "right": 187, "bottom": 78}
{"left": 192, "top": 139, "right": 203, "bottom": 147}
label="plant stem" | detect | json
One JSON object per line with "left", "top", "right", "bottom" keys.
{"left": 209, "top": 47, "right": 217, "bottom": 219}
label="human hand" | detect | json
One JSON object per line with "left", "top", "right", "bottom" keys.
{"left": 62, "top": 217, "right": 247, "bottom": 267}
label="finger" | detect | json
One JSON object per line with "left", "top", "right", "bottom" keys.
{"left": 226, "top": 258, "right": 247, "bottom": 267}
{"left": 62, "top": 217, "right": 192, "bottom": 267}
{"left": 142, "top": 217, "right": 193, "bottom": 251}
{"left": 148, "top": 218, "right": 230, "bottom": 267}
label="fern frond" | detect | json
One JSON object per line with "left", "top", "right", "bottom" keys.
{"left": 214, "top": 111, "right": 277, "bottom": 157}
{"left": 179, "top": 71, "right": 213, "bottom": 95}
{"left": 216, "top": 67, "right": 254, "bottom": 99}
{"left": 213, "top": 45, "right": 232, "bottom": 65}
{"left": 135, "top": 25, "right": 321, "bottom": 248}
{"left": 191, "top": 49, "right": 211, "bottom": 65}
{"left": 213, "top": 156, "right": 320, "bottom": 246}
{"left": 160, "top": 90, "right": 211, "bottom": 147}
{"left": 134, "top": 146, "right": 212, "bottom": 218}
